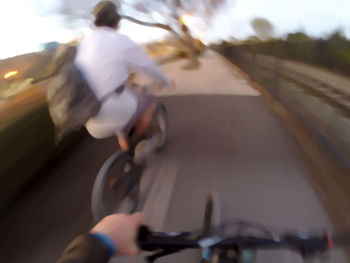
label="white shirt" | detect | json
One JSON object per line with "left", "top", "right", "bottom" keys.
{"left": 74, "top": 27, "right": 169, "bottom": 139}
{"left": 75, "top": 27, "right": 169, "bottom": 99}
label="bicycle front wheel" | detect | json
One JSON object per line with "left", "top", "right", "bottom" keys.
{"left": 91, "top": 151, "right": 141, "bottom": 223}
{"left": 201, "top": 191, "right": 223, "bottom": 263}
{"left": 202, "top": 191, "right": 223, "bottom": 237}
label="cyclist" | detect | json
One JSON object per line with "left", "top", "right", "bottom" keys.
{"left": 75, "top": 1, "right": 171, "bottom": 151}
{"left": 57, "top": 213, "right": 143, "bottom": 263}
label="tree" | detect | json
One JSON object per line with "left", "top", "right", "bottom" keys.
{"left": 250, "top": 18, "right": 274, "bottom": 41}
{"left": 54, "top": 0, "right": 228, "bottom": 69}
{"left": 327, "top": 29, "right": 347, "bottom": 43}
{"left": 286, "top": 32, "right": 311, "bottom": 42}
{"left": 244, "top": 35, "right": 261, "bottom": 44}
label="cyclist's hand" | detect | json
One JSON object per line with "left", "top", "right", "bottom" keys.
{"left": 169, "top": 80, "right": 176, "bottom": 91}
{"left": 154, "top": 80, "right": 167, "bottom": 91}
{"left": 91, "top": 213, "right": 144, "bottom": 256}
{"left": 156, "top": 80, "right": 176, "bottom": 91}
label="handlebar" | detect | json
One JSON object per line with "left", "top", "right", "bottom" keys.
{"left": 138, "top": 226, "right": 350, "bottom": 260}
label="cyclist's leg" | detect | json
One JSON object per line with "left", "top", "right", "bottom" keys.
{"left": 116, "top": 89, "right": 156, "bottom": 158}
{"left": 118, "top": 133, "right": 129, "bottom": 151}
{"left": 135, "top": 103, "right": 157, "bottom": 136}
{"left": 133, "top": 91, "right": 156, "bottom": 136}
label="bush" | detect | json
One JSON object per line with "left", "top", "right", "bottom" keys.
{"left": 238, "top": 36, "right": 350, "bottom": 77}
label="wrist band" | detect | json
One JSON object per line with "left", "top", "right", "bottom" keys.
{"left": 91, "top": 232, "right": 117, "bottom": 256}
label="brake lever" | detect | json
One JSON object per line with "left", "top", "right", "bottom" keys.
{"left": 138, "top": 225, "right": 192, "bottom": 249}
{"left": 161, "top": 231, "right": 192, "bottom": 238}
{"left": 146, "top": 249, "right": 182, "bottom": 263}
{"left": 138, "top": 225, "right": 190, "bottom": 262}
{"left": 283, "top": 234, "right": 329, "bottom": 259}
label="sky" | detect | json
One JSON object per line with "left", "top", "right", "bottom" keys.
{"left": 1, "top": 0, "right": 350, "bottom": 59}
{"left": 215, "top": 0, "right": 350, "bottom": 41}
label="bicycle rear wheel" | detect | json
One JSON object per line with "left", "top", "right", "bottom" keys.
{"left": 91, "top": 151, "right": 142, "bottom": 223}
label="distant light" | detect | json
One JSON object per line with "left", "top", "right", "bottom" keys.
{"left": 4, "top": 70, "right": 18, "bottom": 79}
{"left": 180, "top": 14, "right": 205, "bottom": 42}
{"left": 180, "top": 14, "right": 194, "bottom": 26}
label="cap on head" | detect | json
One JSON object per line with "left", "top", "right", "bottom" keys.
{"left": 93, "top": 1, "right": 121, "bottom": 28}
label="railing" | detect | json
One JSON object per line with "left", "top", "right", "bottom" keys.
{"left": 215, "top": 45, "right": 350, "bottom": 171}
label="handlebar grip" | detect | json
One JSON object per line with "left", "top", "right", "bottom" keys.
{"left": 137, "top": 225, "right": 154, "bottom": 251}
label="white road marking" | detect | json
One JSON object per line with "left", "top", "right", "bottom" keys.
{"left": 142, "top": 159, "right": 180, "bottom": 230}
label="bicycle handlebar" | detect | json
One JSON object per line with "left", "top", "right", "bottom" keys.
{"left": 333, "top": 231, "right": 350, "bottom": 246}
{"left": 138, "top": 226, "right": 350, "bottom": 259}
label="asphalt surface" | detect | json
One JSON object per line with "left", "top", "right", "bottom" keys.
{"left": 0, "top": 53, "right": 347, "bottom": 262}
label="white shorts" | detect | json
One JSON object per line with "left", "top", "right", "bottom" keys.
{"left": 85, "top": 88, "right": 138, "bottom": 139}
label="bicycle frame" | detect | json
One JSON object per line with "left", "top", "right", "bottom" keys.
{"left": 91, "top": 99, "right": 168, "bottom": 222}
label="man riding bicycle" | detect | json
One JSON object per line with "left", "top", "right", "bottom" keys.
{"left": 57, "top": 2, "right": 170, "bottom": 260}
{"left": 75, "top": 1, "right": 171, "bottom": 151}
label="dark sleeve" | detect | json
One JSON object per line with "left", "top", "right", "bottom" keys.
{"left": 57, "top": 234, "right": 110, "bottom": 263}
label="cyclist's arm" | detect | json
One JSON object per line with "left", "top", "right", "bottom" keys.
{"left": 57, "top": 234, "right": 111, "bottom": 263}
{"left": 123, "top": 37, "right": 170, "bottom": 87}
{"left": 57, "top": 213, "right": 143, "bottom": 263}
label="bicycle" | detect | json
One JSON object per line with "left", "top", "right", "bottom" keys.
{"left": 91, "top": 89, "right": 168, "bottom": 223}
{"left": 137, "top": 191, "right": 350, "bottom": 263}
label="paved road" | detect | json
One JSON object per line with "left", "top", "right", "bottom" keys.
{"left": 0, "top": 53, "right": 347, "bottom": 262}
